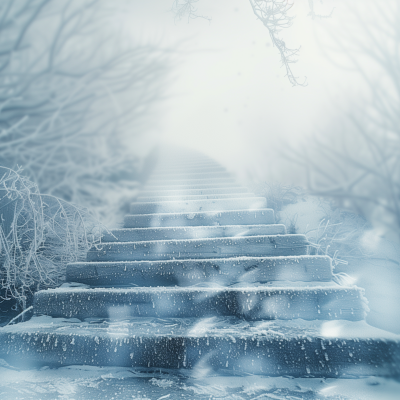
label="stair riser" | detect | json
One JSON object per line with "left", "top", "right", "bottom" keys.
{"left": 33, "top": 287, "right": 366, "bottom": 321}
{"left": 88, "top": 235, "right": 308, "bottom": 261}
{"left": 153, "top": 161, "right": 219, "bottom": 169}
{"left": 124, "top": 209, "right": 275, "bottom": 228}
{"left": 2, "top": 332, "right": 394, "bottom": 377}
{"left": 129, "top": 198, "right": 267, "bottom": 215}
{"left": 147, "top": 177, "right": 235, "bottom": 186}
{"left": 139, "top": 188, "right": 248, "bottom": 196}
{"left": 150, "top": 172, "right": 230, "bottom": 180}
{"left": 152, "top": 166, "right": 226, "bottom": 174}
{"left": 137, "top": 193, "right": 255, "bottom": 202}
{"left": 67, "top": 256, "right": 332, "bottom": 286}
{"left": 144, "top": 183, "right": 240, "bottom": 191}
{"left": 102, "top": 225, "right": 286, "bottom": 242}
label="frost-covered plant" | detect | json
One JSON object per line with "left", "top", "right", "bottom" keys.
{"left": 306, "top": 208, "right": 370, "bottom": 267}
{"left": 0, "top": 167, "right": 103, "bottom": 310}
{"left": 251, "top": 182, "right": 304, "bottom": 225}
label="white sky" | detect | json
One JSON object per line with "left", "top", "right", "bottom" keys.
{"left": 124, "top": 0, "right": 366, "bottom": 183}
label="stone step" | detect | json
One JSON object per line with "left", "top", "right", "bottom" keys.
{"left": 33, "top": 285, "right": 367, "bottom": 321}
{"left": 150, "top": 170, "right": 229, "bottom": 180}
{"left": 152, "top": 167, "right": 227, "bottom": 176}
{"left": 146, "top": 177, "right": 237, "bottom": 187}
{"left": 139, "top": 187, "right": 249, "bottom": 197}
{"left": 124, "top": 209, "right": 275, "bottom": 228}
{"left": 129, "top": 197, "right": 267, "bottom": 215}
{"left": 153, "top": 161, "right": 220, "bottom": 170}
{"left": 137, "top": 193, "right": 255, "bottom": 202}
{"left": 144, "top": 183, "right": 240, "bottom": 191}
{"left": 66, "top": 255, "right": 333, "bottom": 287}
{"left": 87, "top": 234, "right": 308, "bottom": 261}
{"left": 102, "top": 224, "right": 286, "bottom": 242}
{"left": 1, "top": 317, "right": 398, "bottom": 376}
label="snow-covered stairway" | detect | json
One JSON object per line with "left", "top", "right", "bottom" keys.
{"left": 1, "top": 149, "right": 399, "bottom": 378}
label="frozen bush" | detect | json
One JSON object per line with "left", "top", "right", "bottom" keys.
{"left": 0, "top": 167, "right": 103, "bottom": 310}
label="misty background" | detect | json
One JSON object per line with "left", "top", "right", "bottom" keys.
{"left": 125, "top": 0, "right": 366, "bottom": 182}
{"left": 1, "top": 0, "right": 400, "bottom": 333}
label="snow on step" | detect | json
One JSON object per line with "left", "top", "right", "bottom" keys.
{"left": 87, "top": 234, "right": 308, "bottom": 262}
{"left": 33, "top": 285, "right": 367, "bottom": 321}
{"left": 139, "top": 187, "right": 249, "bottom": 197}
{"left": 129, "top": 197, "right": 267, "bottom": 214}
{"left": 147, "top": 176, "right": 234, "bottom": 186}
{"left": 137, "top": 193, "right": 255, "bottom": 202}
{"left": 147, "top": 178, "right": 236, "bottom": 187}
{"left": 1, "top": 317, "right": 398, "bottom": 376}
{"left": 67, "top": 255, "right": 333, "bottom": 287}
{"left": 124, "top": 209, "right": 275, "bottom": 228}
{"left": 152, "top": 163, "right": 221, "bottom": 172}
{"left": 102, "top": 224, "right": 286, "bottom": 242}
{"left": 144, "top": 183, "right": 240, "bottom": 191}
{"left": 150, "top": 171, "right": 229, "bottom": 180}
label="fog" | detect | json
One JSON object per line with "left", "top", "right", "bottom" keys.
{"left": 125, "top": 0, "right": 368, "bottom": 183}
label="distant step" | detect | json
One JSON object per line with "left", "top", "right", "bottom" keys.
{"left": 102, "top": 224, "right": 286, "bottom": 242}
{"left": 1, "top": 317, "right": 397, "bottom": 376}
{"left": 129, "top": 197, "right": 267, "bottom": 214}
{"left": 88, "top": 234, "right": 308, "bottom": 261}
{"left": 144, "top": 183, "right": 240, "bottom": 191}
{"left": 147, "top": 178, "right": 236, "bottom": 186}
{"left": 152, "top": 165, "right": 227, "bottom": 174}
{"left": 33, "top": 285, "right": 367, "bottom": 321}
{"left": 150, "top": 171, "right": 229, "bottom": 180}
{"left": 139, "top": 187, "right": 249, "bottom": 197}
{"left": 67, "top": 255, "right": 333, "bottom": 287}
{"left": 147, "top": 173, "right": 232, "bottom": 183}
{"left": 124, "top": 209, "right": 275, "bottom": 228}
{"left": 137, "top": 193, "right": 255, "bottom": 202}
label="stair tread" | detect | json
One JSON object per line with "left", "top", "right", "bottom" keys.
{"left": 129, "top": 197, "right": 267, "bottom": 214}
{"left": 102, "top": 224, "right": 287, "bottom": 241}
{"left": 66, "top": 255, "right": 333, "bottom": 286}
{"left": 124, "top": 209, "right": 275, "bottom": 228}
{"left": 33, "top": 284, "right": 367, "bottom": 321}
{"left": 3, "top": 315, "right": 397, "bottom": 340}
{"left": 87, "top": 234, "right": 308, "bottom": 261}
{"left": 137, "top": 193, "right": 255, "bottom": 202}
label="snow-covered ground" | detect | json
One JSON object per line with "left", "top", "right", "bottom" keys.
{"left": 1, "top": 361, "right": 400, "bottom": 400}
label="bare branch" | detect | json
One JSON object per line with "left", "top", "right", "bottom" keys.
{"left": 249, "top": 0, "right": 307, "bottom": 86}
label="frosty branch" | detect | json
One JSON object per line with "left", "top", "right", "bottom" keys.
{"left": 0, "top": 167, "right": 104, "bottom": 310}
{"left": 172, "top": 0, "right": 333, "bottom": 87}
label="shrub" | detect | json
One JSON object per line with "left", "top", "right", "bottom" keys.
{"left": 0, "top": 167, "right": 103, "bottom": 310}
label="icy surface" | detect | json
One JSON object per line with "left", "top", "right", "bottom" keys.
{"left": 0, "top": 360, "right": 399, "bottom": 400}
{"left": 4, "top": 315, "right": 399, "bottom": 340}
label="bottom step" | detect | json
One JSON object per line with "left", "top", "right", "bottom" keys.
{"left": 0, "top": 317, "right": 399, "bottom": 377}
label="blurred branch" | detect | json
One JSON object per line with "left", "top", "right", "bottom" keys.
{"left": 0, "top": 0, "right": 170, "bottom": 219}
{"left": 171, "top": 0, "right": 211, "bottom": 23}
{"left": 284, "top": 1, "right": 400, "bottom": 240}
